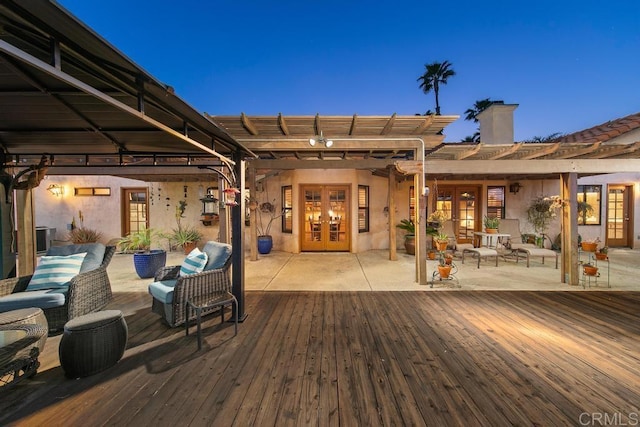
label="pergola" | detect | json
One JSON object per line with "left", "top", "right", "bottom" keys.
{"left": 211, "top": 113, "right": 640, "bottom": 286}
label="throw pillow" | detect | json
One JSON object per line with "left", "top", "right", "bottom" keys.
{"left": 27, "top": 252, "right": 88, "bottom": 291}
{"left": 179, "top": 248, "right": 208, "bottom": 277}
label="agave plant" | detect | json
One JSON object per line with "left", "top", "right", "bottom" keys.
{"left": 68, "top": 227, "right": 102, "bottom": 244}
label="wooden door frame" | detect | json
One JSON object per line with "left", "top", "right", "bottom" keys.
{"left": 606, "top": 184, "right": 634, "bottom": 248}
{"left": 120, "top": 187, "right": 149, "bottom": 236}
{"left": 436, "top": 184, "right": 482, "bottom": 245}
{"left": 299, "top": 184, "right": 350, "bottom": 252}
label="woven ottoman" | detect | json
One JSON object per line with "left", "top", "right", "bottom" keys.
{"left": 59, "top": 310, "right": 128, "bottom": 378}
{"left": 0, "top": 307, "right": 48, "bottom": 353}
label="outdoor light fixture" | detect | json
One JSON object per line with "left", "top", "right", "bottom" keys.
{"left": 200, "top": 187, "right": 219, "bottom": 226}
{"left": 309, "top": 131, "right": 334, "bottom": 147}
{"left": 47, "top": 184, "right": 64, "bottom": 197}
{"left": 509, "top": 182, "right": 522, "bottom": 194}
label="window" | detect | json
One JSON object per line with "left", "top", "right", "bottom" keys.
{"left": 281, "top": 186, "right": 292, "bottom": 233}
{"left": 487, "top": 186, "right": 505, "bottom": 219}
{"left": 75, "top": 187, "right": 111, "bottom": 196}
{"left": 577, "top": 185, "right": 601, "bottom": 225}
{"left": 358, "top": 185, "right": 369, "bottom": 232}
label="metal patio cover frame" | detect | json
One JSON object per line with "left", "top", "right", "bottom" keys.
{"left": 0, "top": 0, "right": 252, "bottom": 167}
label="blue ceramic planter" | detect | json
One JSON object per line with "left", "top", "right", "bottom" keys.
{"left": 133, "top": 249, "right": 167, "bottom": 278}
{"left": 257, "top": 235, "right": 273, "bottom": 254}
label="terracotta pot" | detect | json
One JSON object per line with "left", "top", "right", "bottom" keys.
{"left": 583, "top": 265, "right": 598, "bottom": 276}
{"left": 595, "top": 252, "right": 608, "bottom": 261}
{"left": 485, "top": 228, "right": 498, "bottom": 234}
{"left": 438, "top": 265, "right": 452, "bottom": 279}
{"left": 427, "top": 251, "right": 436, "bottom": 260}
{"left": 182, "top": 241, "right": 197, "bottom": 254}
{"left": 444, "top": 256, "right": 453, "bottom": 265}
{"left": 436, "top": 241, "right": 448, "bottom": 252}
{"left": 404, "top": 235, "right": 415, "bottom": 255}
{"left": 581, "top": 242, "right": 597, "bottom": 252}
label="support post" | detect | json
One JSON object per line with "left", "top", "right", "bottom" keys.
{"left": 231, "top": 152, "right": 247, "bottom": 321}
{"left": 560, "top": 173, "right": 579, "bottom": 285}
{"left": 248, "top": 166, "right": 258, "bottom": 261}
{"left": 388, "top": 167, "right": 397, "bottom": 261}
{"left": 16, "top": 189, "right": 36, "bottom": 276}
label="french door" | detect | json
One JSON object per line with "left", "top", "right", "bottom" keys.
{"left": 301, "top": 185, "right": 350, "bottom": 251}
{"left": 606, "top": 185, "right": 633, "bottom": 247}
{"left": 122, "top": 188, "right": 148, "bottom": 236}
{"left": 436, "top": 186, "right": 481, "bottom": 245}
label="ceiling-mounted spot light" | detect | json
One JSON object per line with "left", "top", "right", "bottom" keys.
{"left": 309, "top": 131, "right": 333, "bottom": 147}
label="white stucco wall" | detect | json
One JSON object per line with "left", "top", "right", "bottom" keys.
{"left": 33, "top": 176, "right": 220, "bottom": 250}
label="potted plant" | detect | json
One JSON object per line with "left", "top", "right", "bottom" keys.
{"left": 483, "top": 216, "right": 500, "bottom": 233}
{"left": 163, "top": 200, "right": 203, "bottom": 254}
{"left": 435, "top": 233, "right": 449, "bottom": 252}
{"left": 526, "top": 195, "right": 563, "bottom": 247}
{"left": 595, "top": 245, "right": 608, "bottom": 260}
{"left": 256, "top": 200, "right": 285, "bottom": 254}
{"left": 396, "top": 219, "right": 416, "bottom": 255}
{"left": 169, "top": 225, "right": 203, "bottom": 254}
{"left": 580, "top": 237, "right": 600, "bottom": 252}
{"left": 67, "top": 210, "right": 103, "bottom": 243}
{"left": 118, "top": 228, "right": 166, "bottom": 279}
{"left": 582, "top": 262, "right": 598, "bottom": 276}
{"left": 437, "top": 257, "right": 452, "bottom": 278}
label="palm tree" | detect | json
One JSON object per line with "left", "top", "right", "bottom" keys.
{"left": 417, "top": 61, "right": 455, "bottom": 115}
{"left": 523, "top": 133, "right": 563, "bottom": 143}
{"left": 461, "top": 132, "right": 480, "bottom": 143}
{"left": 464, "top": 98, "right": 496, "bottom": 122}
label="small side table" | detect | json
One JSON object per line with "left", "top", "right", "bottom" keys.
{"left": 186, "top": 292, "right": 238, "bottom": 350}
{"left": 0, "top": 324, "right": 47, "bottom": 389}
{"left": 59, "top": 310, "right": 128, "bottom": 378}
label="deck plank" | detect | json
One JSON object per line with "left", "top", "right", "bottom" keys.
{"left": 1, "top": 291, "right": 639, "bottom": 426}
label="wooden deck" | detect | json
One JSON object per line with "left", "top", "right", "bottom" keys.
{"left": 1, "top": 291, "right": 639, "bottom": 426}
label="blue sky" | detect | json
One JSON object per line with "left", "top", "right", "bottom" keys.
{"left": 59, "top": 0, "right": 640, "bottom": 142}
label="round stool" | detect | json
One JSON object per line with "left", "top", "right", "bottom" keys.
{"left": 0, "top": 308, "right": 48, "bottom": 352}
{"left": 59, "top": 310, "right": 128, "bottom": 378}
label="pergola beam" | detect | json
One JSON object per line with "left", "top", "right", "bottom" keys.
{"left": 396, "top": 159, "right": 640, "bottom": 175}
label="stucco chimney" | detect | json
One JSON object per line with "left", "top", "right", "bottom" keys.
{"left": 477, "top": 102, "right": 518, "bottom": 144}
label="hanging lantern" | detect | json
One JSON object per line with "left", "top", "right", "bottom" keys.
{"left": 200, "top": 187, "right": 219, "bottom": 226}
{"left": 223, "top": 187, "right": 240, "bottom": 206}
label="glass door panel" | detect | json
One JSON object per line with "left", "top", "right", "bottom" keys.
{"left": 123, "top": 188, "right": 148, "bottom": 236}
{"left": 436, "top": 186, "right": 480, "bottom": 245}
{"left": 606, "top": 185, "right": 631, "bottom": 247}
{"left": 301, "top": 185, "right": 350, "bottom": 251}
{"left": 458, "top": 189, "right": 476, "bottom": 242}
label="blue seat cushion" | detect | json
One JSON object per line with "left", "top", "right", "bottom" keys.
{"left": 202, "top": 241, "right": 232, "bottom": 270}
{"left": 148, "top": 279, "right": 178, "bottom": 304}
{"left": 47, "top": 243, "right": 106, "bottom": 273}
{"left": 0, "top": 289, "right": 67, "bottom": 312}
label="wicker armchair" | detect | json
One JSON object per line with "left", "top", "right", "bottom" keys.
{"left": 0, "top": 246, "right": 115, "bottom": 332}
{"left": 150, "top": 242, "right": 232, "bottom": 327}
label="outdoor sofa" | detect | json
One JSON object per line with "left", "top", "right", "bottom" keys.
{"left": 0, "top": 243, "right": 115, "bottom": 332}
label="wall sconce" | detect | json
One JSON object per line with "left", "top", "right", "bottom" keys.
{"left": 47, "top": 184, "right": 64, "bottom": 197}
{"left": 509, "top": 182, "right": 522, "bottom": 194}
{"left": 309, "top": 131, "right": 334, "bottom": 147}
{"left": 200, "top": 187, "right": 219, "bottom": 226}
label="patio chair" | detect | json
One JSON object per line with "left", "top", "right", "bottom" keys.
{"left": 498, "top": 219, "right": 537, "bottom": 251}
{"left": 0, "top": 244, "right": 115, "bottom": 332}
{"left": 441, "top": 220, "right": 474, "bottom": 254}
{"left": 148, "top": 241, "right": 233, "bottom": 327}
